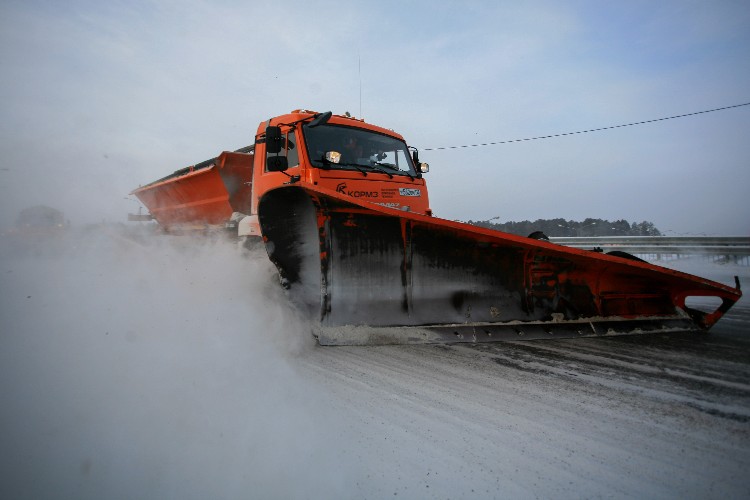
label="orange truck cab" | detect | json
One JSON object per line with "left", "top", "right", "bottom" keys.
{"left": 236, "top": 110, "right": 432, "bottom": 239}
{"left": 133, "top": 110, "right": 431, "bottom": 238}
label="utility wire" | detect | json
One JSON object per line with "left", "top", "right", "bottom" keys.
{"left": 423, "top": 101, "right": 750, "bottom": 151}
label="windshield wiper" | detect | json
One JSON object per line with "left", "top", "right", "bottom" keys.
{"left": 319, "top": 154, "right": 369, "bottom": 176}
{"left": 336, "top": 161, "right": 369, "bottom": 177}
{"left": 319, "top": 157, "right": 414, "bottom": 180}
{"left": 368, "top": 163, "right": 393, "bottom": 178}
{"left": 376, "top": 162, "right": 414, "bottom": 180}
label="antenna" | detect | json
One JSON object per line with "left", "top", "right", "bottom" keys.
{"left": 358, "top": 55, "right": 362, "bottom": 118}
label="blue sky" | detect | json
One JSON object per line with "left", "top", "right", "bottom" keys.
{"left": 1, "top": 0, "right": 749, "bottom": 234}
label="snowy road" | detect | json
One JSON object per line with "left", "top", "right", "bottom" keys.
{"left": 1, "top": 231, "right": 748, "bottom": 499}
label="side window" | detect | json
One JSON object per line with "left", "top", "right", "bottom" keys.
{"left": 285, "top": 131, "right": 298, "bottom": 167}
{"left": 376, "top": 149, "right": 410, "bottom": 172}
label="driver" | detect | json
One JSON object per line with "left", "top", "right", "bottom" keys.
{"left": 341, "top": 136, "right": 363, "bottom": 163}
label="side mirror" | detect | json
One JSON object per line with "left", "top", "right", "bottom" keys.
{"left": 412, "top": 149, "right": 420, "bottom": 164}
{"left": 265, "top": 126, "right": 283, "bottom": 154}
{"left": 266, "top": 155, "right": 289, "bottom": 172}
{"left": 307, "top": 111, "right": 332, "bottom": 128}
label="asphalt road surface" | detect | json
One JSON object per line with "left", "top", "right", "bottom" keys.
{"left": 1, "top": 231, "right": 748, "bottom": 499}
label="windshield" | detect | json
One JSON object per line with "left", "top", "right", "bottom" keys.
{"left": 303, "top": 124, "right": 416, "bottom": 177}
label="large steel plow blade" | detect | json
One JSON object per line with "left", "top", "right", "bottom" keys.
{"left": 258, "top": 187, "right": 741, "bottom": 345}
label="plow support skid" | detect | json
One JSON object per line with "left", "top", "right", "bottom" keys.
{"left": 258, "top": 186, "right": 741, "bottom": 345}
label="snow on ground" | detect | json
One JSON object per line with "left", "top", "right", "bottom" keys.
{"left": 1, "top": 228, "right": 748, "bottom": 499}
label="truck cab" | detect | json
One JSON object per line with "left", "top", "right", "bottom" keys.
{"left": 252, "top": 110, "right": 431, "bottom": 217}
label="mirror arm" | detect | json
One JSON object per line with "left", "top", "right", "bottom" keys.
{"left": 279, "top": 171, "right": 300, "bottom": 184}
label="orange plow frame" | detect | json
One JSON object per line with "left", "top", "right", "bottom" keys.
{"left": 258, "top": 184, "right": 742, "bottom": 345}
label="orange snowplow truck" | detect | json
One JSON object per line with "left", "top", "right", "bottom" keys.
{"left": 132, "top": 110, "right": 741, "bottom": 345}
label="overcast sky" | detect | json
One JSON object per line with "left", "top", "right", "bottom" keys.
{"left": 1, "top": 0, "right": 749, "bottom": 235}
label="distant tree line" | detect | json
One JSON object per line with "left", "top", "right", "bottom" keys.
{"left": 466, "top": 217, "right": 662, "bottom": 237}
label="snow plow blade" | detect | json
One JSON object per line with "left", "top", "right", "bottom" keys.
{"left": 312, "top": 319, "right": 702, "bottom": 346}
{"left": 258, "top": 186, "right": 742, "bottom": 346}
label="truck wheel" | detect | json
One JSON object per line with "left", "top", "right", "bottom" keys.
{"left": 527, "top": 231, "right": 550, "bottom": 241}
{"left": 241, "top": 236, "right": 263, "bottom": 253}
{"left": 607, "top": 250, "right": 646, "bottom": 262}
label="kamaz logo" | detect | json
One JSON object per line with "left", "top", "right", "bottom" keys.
{"left": 336, "top": 183, "right": 378, "bottom": 198}
{"left": 399, "top": 188, "right": 421, "bottom": 197}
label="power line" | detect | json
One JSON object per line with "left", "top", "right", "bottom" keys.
{"left": 423, "top": 101, "right": 750, "bottom": 151}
